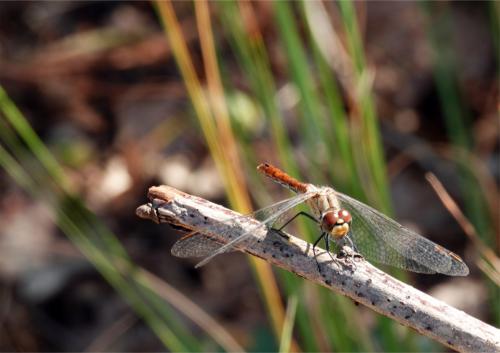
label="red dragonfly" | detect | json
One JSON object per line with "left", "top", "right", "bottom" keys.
{"left": 169, "top": 163, "right": 469, "bottom": 276}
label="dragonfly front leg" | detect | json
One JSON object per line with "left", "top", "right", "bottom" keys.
{"left": 326, "top": 235, "right": 359, "bottom": 273}
{"left": 345, "top": 234, "right": 359, "bottom": 254}
{"left": 337, "top": 235, "right": 363, "bottom": 272}
{"left": 324, "top": 234, "right": 337, "bottom": 264}
{"left": 312, "top": 232, "right": 327, "bottom": 272}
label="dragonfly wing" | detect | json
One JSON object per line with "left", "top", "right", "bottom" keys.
{"left": 170, "top": 193, "right": 311, "bottom": 259}
{"left": 194, "top": 190, "right": 318, "bottom": 268}
{"left": 340, "top": 200, "right": 437, "bottom": 274}
{"left": 243, "top": 191, "right": 316, "bottom": 222}
{"left": 171, "top": 232, "right": 228, "bottom": 258}
{"left": 336, "top": 192, "right": 469, "bottom": 276}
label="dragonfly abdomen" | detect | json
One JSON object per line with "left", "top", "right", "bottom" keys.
{"left": 257, "top": 163, "right": 309, "bottom": 194}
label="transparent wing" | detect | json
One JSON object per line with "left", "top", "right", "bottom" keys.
{"left": 171, "top": 191, "right": 318, "bottom": 266}
{"left": 171, "top": 232, "right": 226, "bottom": 258}
{"left": 340, "top": 200, "right": 437, "bottom": 274}
{"left": 336, "top": 192, "right": 469, "bottom": 276}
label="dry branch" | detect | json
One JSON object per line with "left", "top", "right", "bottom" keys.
{"left": 136, "top": 185, "right": 500, "bottom": 353}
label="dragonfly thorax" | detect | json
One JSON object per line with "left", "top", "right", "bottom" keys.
{"left": 320, "top": 208, "right": 352, "bottom": 239}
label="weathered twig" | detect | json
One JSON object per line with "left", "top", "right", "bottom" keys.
{"left": 136, "top": 185, "right": 500, "bottom": 353}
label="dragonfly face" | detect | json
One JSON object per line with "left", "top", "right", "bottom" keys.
{"left": 321, "top": 208, "right": 352, "bottom": 239}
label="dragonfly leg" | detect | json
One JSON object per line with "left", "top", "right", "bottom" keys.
{"left": 324, "top": 234, "right": 337, "bottom": 264}
{"left": 312, "top": 232, "right": 327, "bottom": 272}
{"left": 346, "top": 235, "right": 364, "bottom": 260}
{"left": 275, "top": 211, "right": 318, "bottom": 232}
{"left": 341, "top": 235, "right": 363, "bottom": 272}
{"left": 345, "top": 234, "right": 359, "bottom": 253}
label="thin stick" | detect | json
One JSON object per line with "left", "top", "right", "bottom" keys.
{"left": 137, "top": 185, "right": 500, "bottom": 353}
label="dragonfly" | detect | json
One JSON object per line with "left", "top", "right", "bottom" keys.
{"left": 169, "top": 163, "right": 469, "bottom": 276}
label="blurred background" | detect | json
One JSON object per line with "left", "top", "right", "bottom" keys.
{"left": 0, "top": 1, "right": 498, "bottom": 352}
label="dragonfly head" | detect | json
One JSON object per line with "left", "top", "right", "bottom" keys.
{"left": 321, "top": 208, "right": 352, "bottom": 239}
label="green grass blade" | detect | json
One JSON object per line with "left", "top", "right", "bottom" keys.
{"left": 0, "top": 86, "right": 68, "bottom": 189}
{"left": 337, "top": 1, "right": 392, "bottom": 213}
{"left": 0, "top": 86, "right": 215, "bottom": 352}
{"left": 0, "top": 146, "right": 195, "bottom": 351}
{"left": 278, "top": 294, "right": 298, "bottom": 353}
{"left": 272, "top": 1, "right": 325, "bottom": 170}
{"left": 300, "top": 0, "right": 362, "bottom": 197}
{"left": 216, "top": 1, "right": 299, "bottom": 176}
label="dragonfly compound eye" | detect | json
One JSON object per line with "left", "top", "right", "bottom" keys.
{"left": 321, "top": 211, "right": 339, "bottom": 232}
{"left": 321, "top": 209, "right": 351, "bottom": 239}
{"left": 338, "top": 209, "right": 352, "bottom": 223}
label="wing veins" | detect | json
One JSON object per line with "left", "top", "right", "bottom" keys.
{"left": 336, "top": 192, "right": 461, "bottom": 274}
{"left": 193, "top": 191, "right": 317, "bottom": 267}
